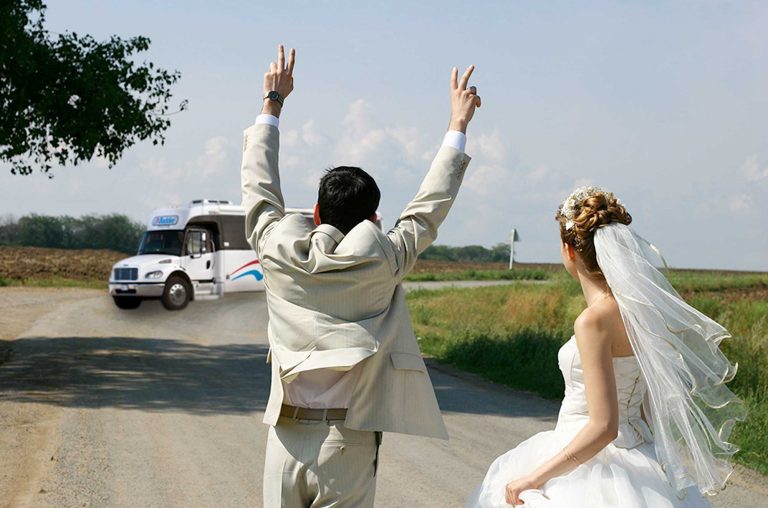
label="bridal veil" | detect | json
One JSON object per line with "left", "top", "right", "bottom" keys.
{"left": 594, "top": 224, "right": 745, "bottom": 497}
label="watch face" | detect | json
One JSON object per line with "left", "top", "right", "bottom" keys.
{"left": 268, "top": 91, "right": 279, "bottom": 100}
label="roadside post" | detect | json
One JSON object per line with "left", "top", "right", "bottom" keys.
{"left": 509, "top": 229, "right": 519, "bottom": 269}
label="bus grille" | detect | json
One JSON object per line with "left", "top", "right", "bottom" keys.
{"left": 114, "top": 268, "right": 138, "bottom": 281}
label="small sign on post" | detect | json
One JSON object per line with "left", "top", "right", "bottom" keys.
{"left": 509, "top": 229, "right": 520, "bottom": 269}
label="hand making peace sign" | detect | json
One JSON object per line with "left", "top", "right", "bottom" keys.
{"left": 449, "top": 65, "right": 481, "bottom": 133}
{"left": 261, "top": 44, "right": 296, "bottom": 117}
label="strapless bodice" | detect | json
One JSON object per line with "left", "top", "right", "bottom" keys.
{"left": 556, "top": 336, "right": 652, "bottom": 448}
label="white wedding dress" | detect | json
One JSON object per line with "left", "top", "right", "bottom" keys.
{"left": 466, "top": 336, "right": 710, "bottom": 507}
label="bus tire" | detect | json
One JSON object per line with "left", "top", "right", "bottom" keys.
{"left": 162, "top": 275, "right": 191, "bottom": 311}
{"left": 113, "top": 296, "right": 142, "bottom": 309}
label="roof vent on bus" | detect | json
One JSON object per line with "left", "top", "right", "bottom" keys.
{"left": 190, "top": 199, "right": 233, "bottom": 205}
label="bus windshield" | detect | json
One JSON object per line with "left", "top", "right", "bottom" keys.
{"left": 138, "top": 230, "right": 185, "bottom": 256}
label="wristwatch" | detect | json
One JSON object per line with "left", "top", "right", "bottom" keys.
{"left": 263, "top": 91, "right": 284, "bottom": 106}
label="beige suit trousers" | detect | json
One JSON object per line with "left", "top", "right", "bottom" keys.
{"left": 263, "top": 417, "right": 380, "bottom": 507}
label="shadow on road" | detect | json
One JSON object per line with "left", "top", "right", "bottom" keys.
{"left": 0, "top": 334, "right": 558, "bottom": 421}
{"left": 0, "top": 337, "right": 269, "bottom": 415}
{"left": 0, "top": 283, "right": 558, "bottom": 421}
{"left": 430, "top": 367, "right": 559, "bottom": 420}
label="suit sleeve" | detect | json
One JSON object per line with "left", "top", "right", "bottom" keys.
{"left": 240, "top": 123, "right": 285, "bottom": 257}
{"left": 387, "top": 145, "right": 471, "bottom": 279}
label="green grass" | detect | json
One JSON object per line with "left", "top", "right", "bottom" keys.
{"left": 407, "top": 264, "right": 768, "bottom": 289}
{"left": 667, "top": 271, "right": 768, "bottom": 294}
{"left": 0, "top": 277, "right": 104, "bottom": 290}
{"left": 408, "top": 274, "right": 768, "bottom": 475}
{"left": 421, "top": 328, "right": 569, "bottom": 399}
{"left": 405, "top": 267, "right": 551, "bottom": 282}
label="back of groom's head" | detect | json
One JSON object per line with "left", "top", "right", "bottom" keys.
{"left": 317, "top": 166, "right": 380, "bottom": 235}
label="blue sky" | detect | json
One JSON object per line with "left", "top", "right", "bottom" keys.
{"left": 1, "top": 0, "right": 766, "bottom": 270}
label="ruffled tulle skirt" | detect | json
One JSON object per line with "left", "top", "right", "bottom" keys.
{"left": 465, "top": 426, "right": 710, "bottom": 508}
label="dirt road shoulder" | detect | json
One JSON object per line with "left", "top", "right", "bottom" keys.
{"left": 0, "top": 288, "right": 102, "bottom": 507}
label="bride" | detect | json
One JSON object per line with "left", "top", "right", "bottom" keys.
{"left": 466, "top": 187, "right": 745, "bottom": 507}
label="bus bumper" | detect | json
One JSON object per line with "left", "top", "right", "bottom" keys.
{"left": 109, "top": 282, "right": 165, "bottom": 298}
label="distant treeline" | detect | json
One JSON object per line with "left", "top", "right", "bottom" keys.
{"left": 421, "top": 243, "right": 511, "bottom": 263}
{"left": 0, "top": 213, "right": 512, "bottom": 262}
{"left": 0, "top": 214, "right": 144, "bottom": 254}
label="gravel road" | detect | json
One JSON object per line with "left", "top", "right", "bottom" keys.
{"left": 0, "top": 287, "right": 765, "bottom": 507}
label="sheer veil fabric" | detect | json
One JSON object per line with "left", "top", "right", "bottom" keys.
{"left": 594, "top": 224, "right": 746, "bottom": 496}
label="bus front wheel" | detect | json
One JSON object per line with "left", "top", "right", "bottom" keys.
{"left": 162, "top": 276, "right": 191, "bottom": 311}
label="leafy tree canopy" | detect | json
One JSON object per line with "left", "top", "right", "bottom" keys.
{"left": 0, "top": 213, "right": 144, "bottom": 254}
{"left": 1, "top": 0, "right": 186, "bottom": 176}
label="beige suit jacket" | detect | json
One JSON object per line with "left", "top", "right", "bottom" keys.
{"left": 241, "top": 123, "right": 470, "bottom": 440}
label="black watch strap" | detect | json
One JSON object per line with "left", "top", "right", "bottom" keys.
{"left": 264, "top": 91, "right": 284, "bottom": 106}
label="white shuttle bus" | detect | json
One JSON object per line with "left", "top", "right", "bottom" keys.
{"left": 109, "top": 199, "right": 308, "bottom": 310}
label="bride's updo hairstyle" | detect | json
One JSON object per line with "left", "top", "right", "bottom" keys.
{"left": 556, "top": 186, "right": 631, "bottom": 276}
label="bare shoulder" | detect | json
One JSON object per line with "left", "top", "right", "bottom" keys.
{"left": 575, "top": 298, "right": 615, "bottom": 330}
{"left": 575, "top": 306, "right": 609, "bottom": 352}
{"left": 574, "top": 297, "right": 630, "bottom": 356}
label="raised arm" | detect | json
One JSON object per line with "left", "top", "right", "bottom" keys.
{"left": 241, "top": 44, "right": 296, "bottom": 255}
{"left": 387, "top": 65, "right": 481, "bottom": 277}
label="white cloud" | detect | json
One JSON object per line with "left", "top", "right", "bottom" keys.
{"left": 743, "top": 155, "right": 768, "bottom": 182}
{"left": 729, "top": 193, "right": 754, "bottom": 214}
{"left": 385, "top": 126, "right": 427, "bottom": 163}
{"left": 196, "top": 136, "right": 231, "bottom": 176}
{"left": 301, "top": 120, "right": 326, "bottom": 147}
{"left": 526, "top": 164, "right": 552, "bottom": 183}
{"left": 333, "top": 100, "right": 428, "bottom": 168}
{"left": 138, "top": 136, "right": 235, "bottom": 182}
{"left": 343, "top": 99, "right": 372, "bottom": 134}
{"left": 469, "top": 130, "right": 507, "bottom": 163}
{"left": 465, "top": 163, "right": 513, "bottom": 196}
{"left": 139, "top": 157, "right": 181, "bottom": 180}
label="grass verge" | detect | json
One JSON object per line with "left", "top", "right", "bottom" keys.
{"left": 405, "top": 267, "right": 551, "bottom": 282}
{"left": 0, "top": 277, "right": 104, "bottom": 290}
{"left": 408, "top": 276, "right": 768, "bottom": 475}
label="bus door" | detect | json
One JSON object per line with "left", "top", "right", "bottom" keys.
{"left": 182, "top": 228, "right": 215, "bottom": 281}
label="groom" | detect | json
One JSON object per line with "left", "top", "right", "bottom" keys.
{"left": 241, "top": 45, "right": 481, "bottom": 507}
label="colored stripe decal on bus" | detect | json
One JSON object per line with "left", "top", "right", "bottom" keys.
{"left": 232, "top": 269, "right": 263, "bottom": 281}
{"left": 230, "top": 259, "right": 260, "bottom": 274}
{"left": 229, "top": 259, "right": 263, "bottom": 281}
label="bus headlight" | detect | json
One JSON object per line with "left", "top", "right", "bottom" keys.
{"left": 145, "top": 270, "right": 164, "bottom": 280}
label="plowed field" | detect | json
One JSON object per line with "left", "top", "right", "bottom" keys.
{"left": 0, "top": 246, "right": 125, "bottom": 282}
{"left": 0, "top": 247, "right": 534, "bottom": 283}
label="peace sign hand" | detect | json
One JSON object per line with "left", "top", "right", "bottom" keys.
{"left": 449, "top": 65, "right": 481, "bottom": 133}
{"left": 261, "top": 44, "right": 296, "bottom": 117}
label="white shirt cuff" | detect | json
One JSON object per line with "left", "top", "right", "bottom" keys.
{"left": 255, "top": 114, "right": 280, "bottom": 129}
{"left": 442, "top": 130, "right": 466, "bottom": 153}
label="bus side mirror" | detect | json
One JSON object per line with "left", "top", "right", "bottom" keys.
{"left": 198, "top": 231, "right": 208, "bottom": 255}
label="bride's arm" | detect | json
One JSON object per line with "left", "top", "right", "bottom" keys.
{"left": 505, "top": 311, "right": 619, "bottom": 505}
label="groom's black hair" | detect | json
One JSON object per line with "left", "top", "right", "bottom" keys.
{"left": 318, "top": 166, "right": 380, "bottom": 235}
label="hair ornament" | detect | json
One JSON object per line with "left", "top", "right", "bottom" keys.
{"left": 558, "top": 186, "right": 621, "bottom": 230}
